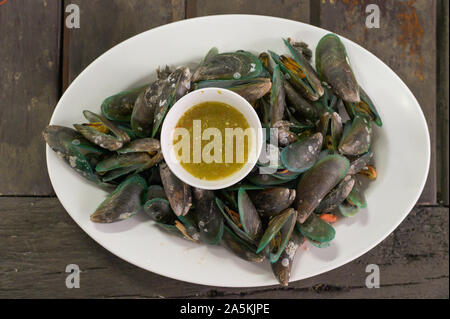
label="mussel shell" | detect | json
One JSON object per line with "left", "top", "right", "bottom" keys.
{"left": 145, "top": 185, "right": 166, "bottom": 202}
{"left": 155, "top": 223, "right": 187, "bottom": 239}
{"left": 131, "top": 68, "right": 173, "bottom": 138}
{"left": 90, "top": 175, "right": 147, "bottom": 223}
{"left": 256, "top": 208, "right": 297, "bottom": 254}
{"left": 307, "top": 238, "right": 331, "bottom": 248}
{"left": 345, "top": 86, "right": 382, "bottom": 127}
{"left": 155, "top": 218, "right": 199, "bottom": 243}
{"left": 216, "top": 197, "right": 255, "bottom": 245}
{"left": 115, "top": 122, "right": 141, "bottom": 140}
{"left": 313, "top": 90, "right": 338, "bottom": 116}
{"left": 348, "top": 151, "right": 374, "bottom": 175}
{"left": 43, "top": 125, "right": 103, "bottom": 156}
{"left": 159, "top": 162, "right": 192, "bottom": 217}
{"left": 221, "top": 226, "right": 264, "bottom": 263}
{"left": 347, "top": 178, "right": 367, "bottom": 208}
{"left": 147, "top": 166, "right": 162, "bottom": 185}
{"left": 317, "top": 112, "right": 332, "bottom": 138}
{"left": 270, "top": 65, "right": 286, "bottom": 125}
{"left": 297, "top": 213, "right": 336, "bottom": 243}
{"left": 269, "top": 51, "right": 320, "bottom": 101}
{"left": 271, "top": 169, "right": 301, "bottom": 181}
{"left": 130, "top": 89, "right": 155, "bottom": 137}
{"left": 315, "top": 34, "right": 360, "bottom": 103}
{"left": 192, "top": 51, "right": 263, "bottom": 82}
{"left": 359, "top": 86, "right": 382, "bottom": 126}
{"left": 74, "top": 110, "right": 130, "bottom": 151}
{"left": 178, "top": 211, "right": 201, "bottom": 242}
{"left": 269, "top": 210, "right": 299, "bottom": 263}
{"left": 330, "top": 112, "right": 343, "bottom": 150}
{"left": 249, "top": 187, "right": 296, "bottom": 217}
{"left": 43, "top": 125, "right": 105, "bottom": 183}
{"left": 152, "top": 67, "right": 191, "bottom": 137}
{"left": 101, "top": 86, "right": 145, "bottom": 122}
{"left": 117, "top": 138, "right": 161, "bottom": 154}
{"left": 156, "top": 65, "right": 173, "bottom": 79}
{"left": 101, "top": 165, "right": 143, "bottom": 183}
{"left": 316, "top": 175, "right": 355, "bottom": 213}
{"left": 338, "top": 115, "right": 372, "bottom": 156}
{"left": 338, "top": 201, "right": 359, "bottom": 217}
{"left": 203, "top": 47, "right": 219, "bottom": 62}
{"left": 283, "top": 38, "right": 324, "bottom": 99}
{"left": 295, "top": 154, "right": 350, "bottom": 223}
{"left": 237, "top": 188, "right": 263, "bottom": 242}
{"left": 281, "top": 132, "right": 323, "bottom": 173}
{"left": 193, "top": 188, "right": 224, "bottom": 245}
{"left": 289, "top": 40, "right": 313, "bottom": 61}
{"left": 284, "top": 81, "right": 318, "bottom": 121}
{"left": 194, "top": 78, "right": 272, "bottom": 103}
{"left": 246, "top": 171, "right": 289, "bottom": 186}
{"left": 270, "top": 229, "right": 304, "bottom": 286}
{"left": 96, "top": 153, "right": 152, "bottom": 173}
{"left": 143, "top": 198, "right": 176, "bottom": 224}
{"left": 258, "top": 52, "right": 273, "bottom": 74}
{"left": 273, "top": 121, "right": 299, "bottom": 147}
{"left": 217, "top": 189, "right": 239, "bottom": 211}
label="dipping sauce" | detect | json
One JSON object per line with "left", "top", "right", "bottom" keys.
{"left": 174, "top": 101, "right": 251, "bottom": 180}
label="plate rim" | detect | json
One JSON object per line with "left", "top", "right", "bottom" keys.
{"left": 46, "top": 14, "right": 431, "bottom": 288}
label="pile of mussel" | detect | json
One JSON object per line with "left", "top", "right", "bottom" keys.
{"left": 44, "top": 33, "right": 381, "bottom": 286}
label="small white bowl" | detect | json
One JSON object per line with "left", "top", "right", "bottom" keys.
{"left": 161, "top": 87, "right": 263, "bottom": 190}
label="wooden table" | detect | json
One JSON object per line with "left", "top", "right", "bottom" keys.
{"left": 0, "top": 0, "right": 448, "bottom": 298}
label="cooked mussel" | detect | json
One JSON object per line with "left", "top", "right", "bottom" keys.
{"left": 271, "top": 229, "right": 304, "bottom": 286}
{"left": 194, "top": 78, "right": 272, "bottom": 103}
{"left": 316, "top": 34, "right": 360, "bottom": 103}
{"left": 249, "top": 187, "right": 296, "bottom": 217}
{"left": 73, "top": 110, "right": 130, "bottom": 151}
{"left": 43, "top": 125, "right": 107, "bottom": 185}
{"left": 338, "top": 115, "right": 372, "bottom": 156}
{"left": 159, "top": 161, "right": 192, "bottom": 217}
{"left": 193, "top": 188, "right": 224, "bottom": 245}
{"left": 295, "top": 154, "right": 350, "bottom": 223}
{"left": 90, "top": 175, "right": 147, "bottom": 223}
{"left": 281, "top": 132, "right": 323, "bottom": 173}
{"left": 101, "top": 86, "right": 146, "bottom": 122}
{"left": 256, "top": 208, "right": 298, "bottom": 263}
{"left": 192, "top": 51, "right": 264, "bottom": 82}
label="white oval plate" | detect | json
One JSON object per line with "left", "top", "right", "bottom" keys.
{"left": 47, "top": 15, "right": 430, "bottom": 287}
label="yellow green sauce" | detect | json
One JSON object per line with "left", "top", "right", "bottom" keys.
{"left": 174, "top": 101, "right": 251, "bottom": 180}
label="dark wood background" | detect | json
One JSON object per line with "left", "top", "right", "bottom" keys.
{"left": 0, "top": 0, "right": 448, "bottom": 298}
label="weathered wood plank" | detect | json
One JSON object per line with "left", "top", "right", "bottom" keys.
{"left": 0, "top": 198, "right": 447, "bottom": 298}
{"left": 63, "top": 0, "right": 186, "bottom": 86}
{"left": 186, "top": 0, "right": 310, "bottom": 23}
{"left": 0, "top": 0, "right": 61, "bottom": 196}
{"left": 437, "top": 0, "right": 449, "bottom": 205}
{"left": 319, "top": 0, "right": 437, "bottom": 205}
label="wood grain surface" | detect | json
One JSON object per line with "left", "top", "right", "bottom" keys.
{"left": 0, "top": 198, "right": 447, "bottom": 298}
{"left": 437, "top": 0, "right": 449, "bottom": 205}
{"left": 63, "top": 0, "right": 186, "bottom": 87}
{"left": 0, "top": 0, "right": 448, "bottom": 299}
{"left": 186, "top": 0, "right": 310, "bottom": 22}
{"left": 0, "top": 0, "right": 60, "bottom": 196}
